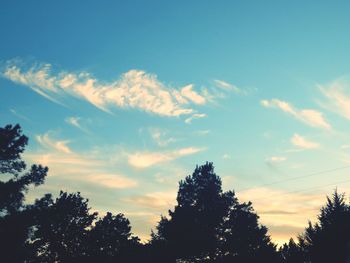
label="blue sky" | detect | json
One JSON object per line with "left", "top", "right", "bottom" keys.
{"left": 2, "top": 0, "right": 350, "bottom": 244}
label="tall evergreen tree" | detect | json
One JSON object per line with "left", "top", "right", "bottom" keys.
{"left": 280, "top": 238, "right": 305, "bottom": 263}
{"left": 0, "top": 124, "right": 48, "bottom": 262}
{"left": 218, "top": 201, "right": 280, "bottom": 263}
{"left": 151, "top": 162, "right": 279, "bottom": 263}
{"left": 299, "top": 190, "right": 350, "bottom": 262}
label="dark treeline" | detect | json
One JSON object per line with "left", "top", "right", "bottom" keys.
{"left": 1, "top": 124, "right": 350, "bottom": 263}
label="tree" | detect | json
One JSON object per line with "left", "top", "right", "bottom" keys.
{"left": 152, "top": 162, "right": 234, "bottom": 262}
{"left": 151, "top": 162, "right": 279, "bottom": 263}
{"left": 0, "top": 124, "right": 48, "bottom": 262}
{"left": 299, "top": 190, "right": 350, "bottom": 262}
{"left": 218, "top": 202, "right": 280, "bottom": 263}
{"left": 280, "top": 238, "right": 305, "bottom": 263}
{"left": 29, "top": 191, "right": 97, "bottom": 262}
{"left": 87, "top": 212, "right": 142, "bottom": 262}
{"left": 0, "top": 124, "right": 47, "bottom": 214}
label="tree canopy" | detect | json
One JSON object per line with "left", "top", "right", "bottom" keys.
{"left": 151, "top": 162, "right": 279, "bottom": 263}
{"left": 2, "top": 123, "right": 350, "bottom": 263}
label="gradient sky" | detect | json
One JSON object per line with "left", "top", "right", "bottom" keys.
{"left": 2, "top": 0, "right": 350, "bottom": 245}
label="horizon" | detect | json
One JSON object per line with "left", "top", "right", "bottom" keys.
{"left": 2, "top": 1, "right": 350, "bottom": 246}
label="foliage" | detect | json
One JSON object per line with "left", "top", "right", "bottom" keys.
{"left": 3, "top": 123, "right": 350, "bottom": 263}
{"left": 151, "top": 162, "right": 280, "bottom": 263}
{"left": 0, "top": 124, "right": 48, "bottom": 262}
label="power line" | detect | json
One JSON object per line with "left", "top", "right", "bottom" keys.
{"left": 248, "top": 177, "right": 350, "bottom": 203}
{"left": 237, "top": 165, "right": 350, "bottom": 194}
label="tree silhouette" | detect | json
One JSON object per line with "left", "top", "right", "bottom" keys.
{"left": 28, "top": 191, "right": 97, "bottom": 262}
{"left": 280, "top": 238, "right": 305, "bottom": 263}
{"left": 0, "top": 124, "right": 48, "bottom": 262}
{"left": 87, "top": 212, "right": 142, "bottom": 262}
{"left": 298, "top": 190, "right": 350, "bottom": 262}
{"left": 151, "top": 162, "right": 279, "bottom": 263}
{"left": 218, "top": 201, "right": 280, "bottom": 263}
{"left": 9, "top": 123, "right": 350, "bottom": 262}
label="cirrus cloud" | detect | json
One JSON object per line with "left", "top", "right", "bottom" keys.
{"left": 261, "top": 99, "right": 331, "bottom": 129}
{"left": 291, "top": 134, "right": 320, "bottom": 149}
{"left": 1, "top": 60, "right": 211, "bottom": 119}
{"left": 127, "top": 147, "right": 205, "bottom": 169}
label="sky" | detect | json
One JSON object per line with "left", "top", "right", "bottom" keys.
{"left": 2, "top": 0, "right": 350, "bottom": 245}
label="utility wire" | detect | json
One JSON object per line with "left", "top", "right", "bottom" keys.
{"left": 237, "top": 165, "right": 350, "bottom": 194}
{"left": 248, "top": 177, "right": 350, "bottom": 203}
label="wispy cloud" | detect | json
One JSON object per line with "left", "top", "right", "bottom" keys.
{"left": 318, "top": 78, "right": 350, "bottom": 120}
{"left": 238, "top": 187, "right": 325, "bottom": 245}
{"left": 65, "top": 116, "right": 81, "bottom": 128}
{"left": 26, "top": 140, "right": 138, "bottom": 190}
{"left": 127, "top": 147, "right": 205, "bottom": 169}
{"left": 341, "top": 144, "right": 350, "bottom": 150}
{"left": 1, "top": 60, "right": 223, "bottom": 120}
{"left": 180, "top": 84, "right": 206, "bottom": 105}
{"left": 65, "top": 116, "right": 90, "bottom": 133}
{"left": 9, "top": 108, "right": 30, "bottom": 121}
{"left": 148, "top": 128, "right": 177, "bottom": 147}
{"left": 185, "top": 113, "right": 207, "bottom": 124}
{"left": 36, "top": 133, "right": 72, "bottom": 154}
{"left": 194, "top": 130, "right": 210, "bottom": 136}
{"left": 123, "top": 191, "right": 176, "bottom": 210}
{"left": 261, "top": 99, "right": 331, "bottom": 129}
{"left": 213, "top": 79, "right": 242, "bottom": 94}
{"left": 86, "top": 173, "right": 137, "bottom": 189}
{"left": 266, "top": 156, "right": 287, "bottom": 163}
{"left": 222, "top": 154, "right": 231, "bottom": 160}
{"left": 291, "top": 134, "right": 320, "bottom": 149}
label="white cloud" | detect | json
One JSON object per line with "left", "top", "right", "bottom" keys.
{"left": 123, "top": 191, "right": 176, "bottom": 209}
{"left": 65, "top": 116, "right": 81, "bottom": 128}
{"left": 36, "top": 133, "right": 72, "bottom": 154}
{"left": 238, "top": 187, "right": 325, "bottom": 245}
{"left": 65, "top": 116, "right": 89, "bottom": 133}
{"left": 194, "top": 130, "right": 210, "bottom": 136}
{"left": 222, "top": 154, "right": 231, "bottom": 160}
{"left": 86, "top": 173, "right": 137, "bottom": 189}
{"left": 261, "top": 99, "right": 331, "bottom": 129}
{"left": 1, "top": 60, "right": 215, "bottom": 118}
{"left": 267, "top": 156, "right": 287, "bottom": 163}
{"left": 148, "top": 128, "right": 176, "bottom": 147}
{"left": 26, "top": 142, "right": 138, "bottom": 190}
{"left": 185, "top": 113, "right": 207, "bottom": 124}
{"left": 127, "top": 147, "right": 205, "bottom": 169}
{"left": 214, "top": 79, "right": 242, "bottom": 94}
{"left": 318, "top": 79, "right": 350, "bottom": 120}
{"left": 341, "top": 144, "right": 350, "bottom": 149}
{"left": 291, "top": 134, "right": 320, "bottom": 149}
{"left": 180, "top": 84, "right": 206, "bottom": 105}
{"left": 9, "top": 108, "right": 30, "bottom": 121}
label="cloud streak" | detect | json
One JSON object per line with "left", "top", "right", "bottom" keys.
{"left": 36, "top": 133, "right": 72, "bottom": 154}
{"left": 28, "top": 133, "right": 138, "bottom": 190}
{"left": 185, "top": 113, "right": 207, "bottom": 124}
{"left": 261, "top": 99, "right": 331, "bottom": 129}
{"left": 266, "top": 156, "right": 287, "bottom": 163}
{"left": 291, "top": 134, "right": 320, "bottom": 149}
{"left": 1, "top": 60, "right": 211, "bottom": 119}
{"left": 213, "top": 79, "right": 242, "bottom": 94}
{"left": 318, "top": 78, "right": 350, "bottom": 120}
{"left": 238, "top": 187, "right": 325, "bottom": 245}
{"left": 127, "top": 147, "right": 205, "bottom": 169}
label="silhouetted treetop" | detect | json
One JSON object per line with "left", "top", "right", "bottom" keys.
{"left": 0, "top": 124, "right": 28, "bottom": 175}
{"left": 297, "top": 190, "right": 350, "bottom": 262}
{"left": 29, "top": 191, "right": 98, "bottom": 262}
{"left": 151, "top": 162, "right": 279, "bottom": 263}
{"left": 0, "top": 123, "right": 48, "bottom": 262}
